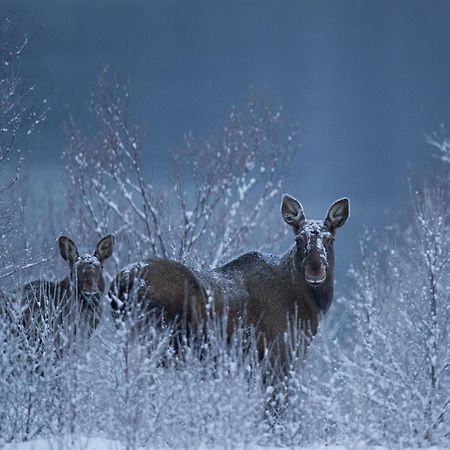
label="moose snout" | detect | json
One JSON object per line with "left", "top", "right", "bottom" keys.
{"left": 304, "top": 262, "right": 327, "bottom": 286}
{"left": 82, "top": 278, "right": 99, "bottom": 295}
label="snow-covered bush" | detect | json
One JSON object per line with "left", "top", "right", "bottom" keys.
{"left": 0, "top": 289, "right": 273, "bottom": 448}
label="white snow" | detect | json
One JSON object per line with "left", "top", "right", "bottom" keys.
{"left": 75, "top": 254, "right": 101, "bottom": 267}
{"left": 299, "top": 220, "right": 332, "bottom": 261}
{"left": 3, "top": 437, "right": 448, "bottom": 450}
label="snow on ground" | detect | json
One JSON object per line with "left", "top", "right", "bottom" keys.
{"left": 2, "top": 438, "right": 449, "bottom": 450}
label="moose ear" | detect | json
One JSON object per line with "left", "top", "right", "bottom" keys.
{"left": 281, "top": 194, "right": 305, "bottom": 232}
{"left": 58, "top": 236, "right": 79, "bottom": 264}
{"left": 94, "top": 234, "right": 116, "bottom": 263}
{"left": 325, "top": 198, "right": 350, "bottom": 233}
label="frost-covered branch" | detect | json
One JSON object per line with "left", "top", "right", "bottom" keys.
{"left": 0, "top": 16, "right": 47, "bottom": 279}
{"left": 63, "top": 70, "right": 299, "bottom": 269}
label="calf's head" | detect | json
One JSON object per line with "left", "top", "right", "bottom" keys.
{"left": 281, "top": 194, "right": 349, "bottom": 287}
{"left": 58, "top": 235, "right": 115, "bottom": 298}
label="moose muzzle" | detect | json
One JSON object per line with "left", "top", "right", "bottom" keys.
{"left": 304, "top": 263, "right": 327, "bottom": 286}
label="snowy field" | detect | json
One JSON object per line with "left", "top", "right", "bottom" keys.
{"left": 3, "top": 438, "right": 450, "bottom": 450}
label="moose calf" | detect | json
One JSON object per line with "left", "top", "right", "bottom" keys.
{"left": 22, "top": 234, "right": 115, "bottom": 356}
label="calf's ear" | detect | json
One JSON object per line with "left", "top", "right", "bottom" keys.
{"left": 281, "top": 194, "right": 305, "bottom": 233}
{"left": 325, "top": 198, "right": 350, "bottom": 233}
{"left": 94, "top": 234, "right": 116, "bottom": 262}
{"left": 58, "top": 236, "right": 79, "bottom": 265}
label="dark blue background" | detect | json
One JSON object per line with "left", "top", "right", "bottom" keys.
{"left": 4, "top": 0, "right": 450, "bottom": 270}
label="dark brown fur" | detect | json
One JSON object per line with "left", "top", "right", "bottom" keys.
{"left": 109, "top": 195, "right": 349, "bottom": 365}
{"left": 22, "top": 235, "right": 115, "bottom": 353}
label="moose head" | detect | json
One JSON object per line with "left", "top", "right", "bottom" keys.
{"left": 281, "top": 194, "right": 349, "bottom": 287}
{"left": 58, "top": 234, "right": 115, "bottom": 299}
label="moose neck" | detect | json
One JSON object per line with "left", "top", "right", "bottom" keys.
{"left": 278, "top": 244, "right": 334, "bottom": 313}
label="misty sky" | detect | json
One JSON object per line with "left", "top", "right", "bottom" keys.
{"left": 3, "top": 0, "right": 450, "bottom": 270}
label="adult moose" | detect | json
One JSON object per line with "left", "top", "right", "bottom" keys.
{"left": 22, "top": 234, "right": 115, "bottom": 356}
{"left": 109, "top": 195, "right": 349, "bottom": 366}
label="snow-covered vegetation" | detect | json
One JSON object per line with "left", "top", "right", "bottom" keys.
{"left": 1, "top": 15, "right": 450, "bottom": 450}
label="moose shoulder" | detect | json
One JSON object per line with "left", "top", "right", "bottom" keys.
{"left": 109, "top": 195, "right": 349, "bottom": 359}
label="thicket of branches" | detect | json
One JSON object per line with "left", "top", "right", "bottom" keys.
{"left": 0, "top": 16, "right": 46, "bottom": 280}
{"left": 4, "top": 173, "right": 450, "bottom": 447}
{"left": 2, "top": 15, "right": 450, "bottom": 448}
{"left": 63, "top": 70, "right": 299, "bottom": 272}
{"left": 0, "top": 297, "right": 275, "bottom": 448}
